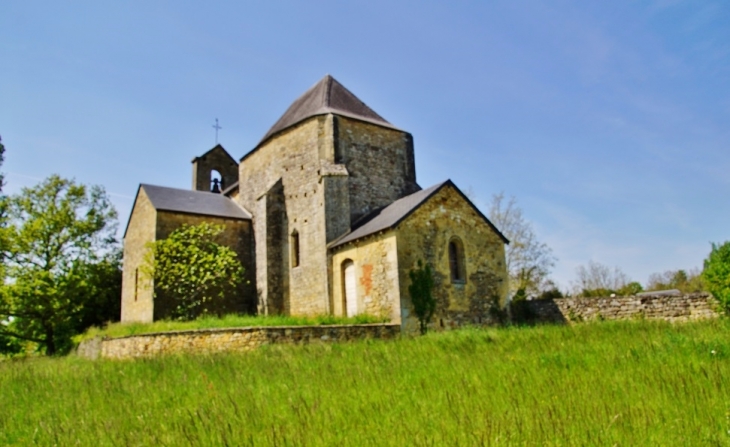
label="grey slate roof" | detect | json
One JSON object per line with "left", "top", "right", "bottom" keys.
{"left": 244, "top": 75, "right": 400, "bottom": 159}
{"left": 329, "top": 180, "right": 509, "bottom": 249}
{"left": 222, "top": 181, "right": 239, "bottom": 197}
{"left": 141, "top": 184, "right": 251, "bottom": 220}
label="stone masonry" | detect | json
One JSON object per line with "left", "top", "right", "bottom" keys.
{"left": 329, "top": 182, "right": 509, "bottom": 333}
{"left": 121, "top": 185, "right": 253, "bottom": 322}
{"left": 524, "top": 293, "right": 719, "bottom": 323}
{"left": 394, "top": 184, "right": 508, "bottom": 332}
{"left": 77, "top": 323, "right": 400, "bottom": 360}
{"left": 121, "top": 75, "right": 510, "bottom": 331}
{"left": 238, "top": 113, "right": 420, "bottom": 317}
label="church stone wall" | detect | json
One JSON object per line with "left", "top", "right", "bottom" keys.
{"left": 395, "top": 185, "right": 508, "bottom": 333}
{"left": 335, "top": 116, "right": 418, "bottom": 224}
{"left": 330, "top": 233, "right": 401, "bottom": 322}
{"left": 121, "top": 189, "right": 156, "bottom": 322}
{"left": 239, "top": 117, "right": 333, "bottom": 316}
{"left": 322, "top": 166, "right": 350, "bottom": 243}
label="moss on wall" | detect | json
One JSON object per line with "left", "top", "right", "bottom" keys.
{"left": 395, "top": 184, "right": 508, "bottom": 332}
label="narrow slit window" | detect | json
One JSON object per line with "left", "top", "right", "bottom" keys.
{"left": 291, "top": 231, "right": 300, "bottom": 268}
{"left": 449, "top": 238, "right": 466, "bottom": 283}
{"left": 134, "top": 268, "right": 139, "bottom": 301}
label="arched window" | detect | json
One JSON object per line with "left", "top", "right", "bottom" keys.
{"left": 291, "top": 230, "right": 300, "bottom": 268}
{"left": 211, "top": 169, "right": 222, "bottom": 193}
{"left": 341, "top": 259, "right": 357, "bottom": 317}
{"left": 449, "top": 237, "right": 466, "bottom": 283}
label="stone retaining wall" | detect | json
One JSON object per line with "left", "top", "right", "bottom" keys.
{"left": 524, "top": 293, "right": 719, "bottom": 324}
{"left": 77, "top": 323, "right": 400, "bottom": 360}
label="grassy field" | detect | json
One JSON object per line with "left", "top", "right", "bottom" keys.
{"left": 2, "top": 319, "right": 730, "bottom": 446}
{"left": 76, "top": 313, "right": 389, "bottom": 341}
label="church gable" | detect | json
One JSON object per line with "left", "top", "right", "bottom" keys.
{"left": 121, "top": 184, "right": 256, "bottom": 323}
{"left": 327, "top": 181, "right": 509, "bottom": 331}
{"left": 394, "top": 183, "right": 509, "bottom": 331}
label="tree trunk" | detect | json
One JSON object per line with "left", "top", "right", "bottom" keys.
{"left": 45, "top": 326, "right": 56, "bottom": 356}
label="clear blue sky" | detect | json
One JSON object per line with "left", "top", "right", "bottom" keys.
{"left": 2, "top": 1, "right": 728, "bottom": 290}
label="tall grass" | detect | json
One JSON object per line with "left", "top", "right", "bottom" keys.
{"left": 2, "top": 319, "right": 730, "bottom": 445}
{"left": 76, "top": 313, "right": 389, "bottom": 341}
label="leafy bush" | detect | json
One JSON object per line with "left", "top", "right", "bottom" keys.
{"left": 702, "top": 241, "right": 730, "bottom": 314}
{"left": 143, "top": 223, "right": 246, "bottom": 320}
{"left": 408, "top": 260, "right": 435, "bottom": 334}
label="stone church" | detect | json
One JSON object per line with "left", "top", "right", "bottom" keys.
{"left": 121, "top": 75, "right": 509, "bottom": 332}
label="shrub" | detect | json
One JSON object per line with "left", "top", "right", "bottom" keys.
{"left": 702, "top": 241, "right": 730, "bottom": 314}
{"left": 408, "top": 260, "right": 435, "bottom": 334}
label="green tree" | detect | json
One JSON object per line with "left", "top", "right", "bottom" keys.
{"left": 0, "top": 135, "right": 14, "bottom": 355}
{"left": 702, "top": 242, "right": 730, "bottom": 314}
{"left": 73, "top": 249, "right": 122, "bottom": 332}
{"left": 0, "top": 175, "right": 119, "bottom": 355}
{"left": 618, "top": 281, "right": 644, "bottom": 296}
{"left": 646, "top": 268, "right": 704, "bottom": 293}
{"left": 408, "top": 260, "right": 435, "bottom": 334}
{"left": 0, "top": 135, "right": 5, "bottom": 190}
{"left": 142, "top": 223, "right": 245, "bottom": 321}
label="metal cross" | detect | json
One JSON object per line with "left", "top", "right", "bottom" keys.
{"left": 212, "top": 118, "right": 222, "bottom": 144}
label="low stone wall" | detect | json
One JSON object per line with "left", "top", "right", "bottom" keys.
{"left": 77, "top": 323, "right": 401, "bottom": 360}
{"left": 524, "top": 293, "right": 719, "bottom": 324}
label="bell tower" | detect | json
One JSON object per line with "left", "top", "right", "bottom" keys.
{"left": 191, "top": 144, "right": 238, "bottom": 193}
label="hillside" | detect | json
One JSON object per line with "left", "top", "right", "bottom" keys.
{"left": 2, "top": 319, "right": 729, "bottom": 445}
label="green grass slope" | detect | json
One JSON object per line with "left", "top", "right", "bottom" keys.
{"left": 2, "top": 319, "right": 729, "bottom": 446}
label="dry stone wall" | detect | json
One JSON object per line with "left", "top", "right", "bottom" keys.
{"left": 77, "top": 323, "right": 400, "bottom": 360}
{"left": 524, "top": 293, "right": 719, "bottom": 323}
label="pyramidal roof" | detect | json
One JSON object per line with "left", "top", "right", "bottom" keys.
{"left": 254, "top": 75, "right": 399, "bottom": 150}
